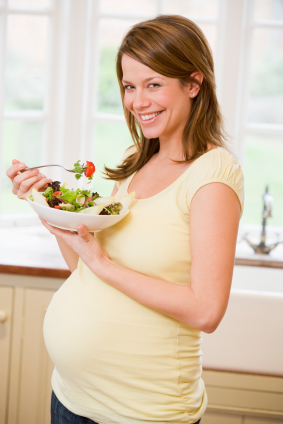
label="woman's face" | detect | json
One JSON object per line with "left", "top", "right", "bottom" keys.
{"left": 121, "top": 54, "right": 201, "bottom": 142}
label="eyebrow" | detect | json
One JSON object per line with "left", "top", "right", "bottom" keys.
{"left": 122, "top": 76, "right": 164, "bottom": 84}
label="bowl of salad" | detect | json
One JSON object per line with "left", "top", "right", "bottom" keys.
{"left": 25, "top": 159, "right": 135, "bottom": 231}
{"left": 27, "top": 181, "right": 135, "bottom": 232}
{"left": 27, "top": 171, "right": 135, "bottom": 232}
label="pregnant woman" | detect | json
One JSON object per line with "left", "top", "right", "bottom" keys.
{"left": 7, "top": 15, "right": 244, "bottom": 424}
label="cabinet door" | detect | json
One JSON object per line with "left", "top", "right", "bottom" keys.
{"left": 202, "top": 411, "right": 243, "bottom": 424}
{"left": 18, "top": 289, "right": 55, "bottom": 424}
{"left": 0, "top": 286, "right": 13, "bottom": 424}
{"left": 244, "top": 418, "right": 283, "bottom": 424}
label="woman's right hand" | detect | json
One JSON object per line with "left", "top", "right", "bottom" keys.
{"left": 6, "top": 159, "right": 53, "bottom": 200}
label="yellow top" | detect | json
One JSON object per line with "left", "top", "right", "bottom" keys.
{"left": 43, "top": 147, "right": 244, "bottom": 424}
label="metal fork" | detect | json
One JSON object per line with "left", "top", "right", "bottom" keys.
{"left": 21, "top": 165, "right": 76, "bottom": 173}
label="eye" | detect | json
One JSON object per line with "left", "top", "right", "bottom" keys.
{"left": 148, "top": 83, "right": 160, "bottom": 88}
{"left": 123, "top": 85, "right": 134, "bottom": 90}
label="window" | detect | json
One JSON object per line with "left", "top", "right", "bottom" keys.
{"left": 242, "top": 0, "right": 283, "bottom": 226}
{"left": 0, "top": 0, "right": 52, "bottom": 218}
{"left": 0, "top": 0, "right": 282, "bottom": 228}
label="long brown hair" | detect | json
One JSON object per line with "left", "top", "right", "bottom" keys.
{"left": 104, "top": 15, "right": 228, "bottom": 182}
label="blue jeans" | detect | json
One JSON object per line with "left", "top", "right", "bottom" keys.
{"left": 51, "top": 391, "right": 201, "bottom": 424}
{"left": 51, "top": 391, "right": 98, "bottom": 424}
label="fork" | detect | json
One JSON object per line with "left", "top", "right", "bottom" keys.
{"left": 21, "top": 165, "right": 76, "bottom": 173}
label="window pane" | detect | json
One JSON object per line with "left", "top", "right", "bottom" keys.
{"left": 197, "top": 23, "right": 217, "bottom": 56}
{"left": 1, "top": 120, "right": 43, "bottom": 214}
{"left": 100, "top": 0, "right": 157, "bottom": 15}
{"left": 248, "top": 28, "right": 283, "bottom": 124}
{"left": 5, "top": 15, "right": 49, "bottom": 111}
{"left": 254, "top": 0, "right": 283, "bottom": 21}
{"left": 242, "top": 133, "right": 283, "bottom": 226}
{"left": 9, "top": 0, "right": 51, "bottom": 7}
{"left": 98, "top": 19, "right": 138, "bottom": 115}
{"left": 93, "top": 121, "right": 133, "bottom": 196}
{"left": 162, "top": 0, "right": 219, "bottom": 18}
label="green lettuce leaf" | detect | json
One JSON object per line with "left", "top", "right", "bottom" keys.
{"left": 42, "top": 187, "right": 54, "bottom": 202}
{"left": 60, "top": 188, "right": 77, "bottom": 204}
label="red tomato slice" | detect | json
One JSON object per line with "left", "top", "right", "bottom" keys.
{"left": 54, "top": 205, "right": 60, "bottom": 209}
{"left": 53, "top": 191, "right": 63, "bottom": 196}
{"left": 84, "top": 197, "right": 93, "bottom": 204}
{"left": 45, "top": 198, "right": 48, "bottom": 202}
{"left": 85, "top": 161, "right": 95, "bottom": 177}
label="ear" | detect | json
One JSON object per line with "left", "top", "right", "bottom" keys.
{"left": 188, "top": 72, "right": 203, "bottom": 99}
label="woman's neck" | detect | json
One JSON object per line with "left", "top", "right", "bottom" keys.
{"left": 156, "top": 134, "right": 186, "bottom": 162}
{"left": 155, "top": 134, "right": 215, "bottom": 164}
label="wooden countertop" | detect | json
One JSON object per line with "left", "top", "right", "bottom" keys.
{"left": 0, "top": 225, "right": 282, "bottom": 278}
{"left": 0, "top": 226, "right": 71, "bottom": 278}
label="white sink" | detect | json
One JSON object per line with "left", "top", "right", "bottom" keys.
{"left": 201, "top": 265, "right": 283, "bottom": 376}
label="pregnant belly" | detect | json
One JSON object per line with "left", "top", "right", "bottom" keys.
{"left": 43, "top": 269, "right": 204, "bottom": 419}
{"left": 43, "top": 270, "right": 193, "bottom": 387}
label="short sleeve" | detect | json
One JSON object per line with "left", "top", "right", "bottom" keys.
{"left": 185, "top": 148, "right": 245, "bottom": 218}
{"left": 115, "top": 145, "right": 137, "bottom": 189}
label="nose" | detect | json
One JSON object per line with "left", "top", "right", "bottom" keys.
{"left": 133, "top": 88, "right": 151, "bottom": 111}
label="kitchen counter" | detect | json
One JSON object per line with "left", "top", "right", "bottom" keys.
{"left": 0, "top": 225, "right": 70, "bottom": 278}
{"left": 0, "top": 224, "right": 282, "bottom": 277}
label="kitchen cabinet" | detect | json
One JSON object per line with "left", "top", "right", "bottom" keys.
{"left": 0, "top": 274, "right": 61, "bottom": 424}
{"left": 8, "top": 289, "right": 55, "bottom": 424}
{"left": 202, "top": 370, "right": 283, "bottom": 423}
{"left": 0, "top": 287, "right": 13, "bottom": 424}
{"left": 0, "top": 273, "right": 283, "bottom": 424}
{"left": 202, "top": 413, "right": 283, "bottom": 424}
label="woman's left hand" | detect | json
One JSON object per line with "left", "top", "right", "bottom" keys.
{"left": 39, "top": 218, "right": 109, "bottom": 273}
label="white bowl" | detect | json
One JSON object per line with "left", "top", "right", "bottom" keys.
{"left": 27, "top": 197, "right": 129, "bottom": 232}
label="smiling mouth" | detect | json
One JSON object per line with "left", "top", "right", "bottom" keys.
{"left": 138, "top": 110, "right": 164, "bottom": 123}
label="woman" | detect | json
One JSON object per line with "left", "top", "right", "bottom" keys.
{"left": 7, "top": 15, "right": 244, "bottom": 424}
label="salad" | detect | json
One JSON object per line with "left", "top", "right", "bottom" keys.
{"left": 29, "top": 182, "right": 135, "bottom": 216}
{"left": 28, "top": 159, "right": 135, "bottom": 215}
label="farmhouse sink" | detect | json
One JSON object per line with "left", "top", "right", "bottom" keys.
{"left": 201, "top": 265, "right": 283, "bottom": 376}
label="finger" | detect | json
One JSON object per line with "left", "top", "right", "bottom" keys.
{"left": 13, "top": 173, "right": 44, "bottom": 196}
{"left": 77, "top": 225, "right": 93, "bottom": 243}
{"left": 13, "top": 169, "right": 40, "bottom": 191}
{"left": 6, "top": 161, "right": 27, "bottom": 181}
{"left": 15, "top": 173, "right": 52, "bottom": 196}
{"left": 33, "top": 177, "right": 53, "bottom": 192}
{"left": 22, "top": 176, "right": 52, "bottom": 195}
